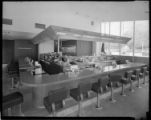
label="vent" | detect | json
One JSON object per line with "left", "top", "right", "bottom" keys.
{"left": 91, "top": 21, "right": 94, "bottom": 26}
{"left": 35, "top": 23, "right": 46, "bottom": 29}
{"left": 3, "top": 18, "right": 12, "bottom": 25}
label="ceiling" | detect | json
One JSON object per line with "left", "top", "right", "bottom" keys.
{"left": 3, "top": 1, "right": 149, "bottom": 40}
{"left": 65, "top": 1, "right": 149, "bottom": 21}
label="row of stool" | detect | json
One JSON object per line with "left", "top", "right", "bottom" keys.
{"left": 43, "top": 65, "right": 149, "bottom": 117}
{"left": 2, "top": 66, "right": 148, "bottom": 116}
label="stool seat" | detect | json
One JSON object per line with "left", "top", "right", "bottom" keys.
{"left": 91, "top": 83, "right": 100, "bottom": 93}
{"left": 109, "top": 74, "right": 122, "bottom": 82}
{"left": 139, "top": 73, "right": 143, "bottom": 77}
{"left": 120, "top": 77, "right": 129, "bottom": 84}
{"left": 44, "top": 87, "right": 68, "bottom": 115}
{"left": 70, "top": 82, "right": 91, "bottom": 101}
{"left": 91, "top": 75, "right": 109, "bottom": 109}
{"left": 48, "top": 88, "right": 68, "bottom": 103}
{"left": 44, "top": 96, "right": 53, "bottom": 113}
{"left": 131, "top": 75, "right": 136, "bottom": 80}
{"left": 146, "top": 71, "right": 149, "bottom": 75}
{"left": 70, "top": 82, "right": 92, "bottom": 116}
{"left": 3, "top": 92, "right": 23, "bottom": 110}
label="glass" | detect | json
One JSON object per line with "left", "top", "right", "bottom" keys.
{"left": 110, "top": 22, "right": 120, "bottom": 55}
{"left": 120, "top": 21, "right": 134, "bottom": 56}
{"left": 101, "top": 22, "right": 110, "bottom": 55}
{"left": 134, "top": 20, "right": 149, "bottom": 57}
{"left": 95, "top": 22, "right": 109, "bottom": 56}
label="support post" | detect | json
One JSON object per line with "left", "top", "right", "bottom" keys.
{"left": 132, "top": 21, "right": 135, "bottom": 62}
{"left": 58, "top": 38, "right": 60, "bottom": 53}
{"left": 119, "top": 21, "right": 121, "bottom": 55}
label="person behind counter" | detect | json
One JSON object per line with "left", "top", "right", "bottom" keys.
{"left": 24, "top": 57, "right": 34, "bottom": 66}
{"left": 61, "top": 55, "right": 71, "bottom": 66}
{"left": 24, "top": 57, "right": 35, "bottom": 72}
{"left": 56, "top": 55, "right": 71, "bottom": 73}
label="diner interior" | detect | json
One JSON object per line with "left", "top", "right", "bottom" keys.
{"left": 2, "top": 1, "right": 149, "bottom": 119}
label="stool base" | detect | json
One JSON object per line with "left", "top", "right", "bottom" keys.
{"left": 130, "top": 89, "right": 135, "bottom": 93}
{"left": 96, "top": 105, "right": 103, "bottom": 110}
{"left": 121, "top": 93, "right": 126, "bottom": 96}
{"left": 110, "top": 98, "right": 116, "bottom": 103}
{"left": 137, "top": 86, "right": 142, "bottom": 88}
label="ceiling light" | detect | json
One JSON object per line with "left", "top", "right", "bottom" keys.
{"left": 57, "top": 32, "right": 66, "bottom": 35}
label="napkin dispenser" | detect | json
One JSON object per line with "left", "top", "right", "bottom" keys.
{"left": 35, "top": 61, "right": 40, "bottom": 67}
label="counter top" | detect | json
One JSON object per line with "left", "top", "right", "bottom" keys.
{"left": 20, "top": 63, "right": 146, "bottom": 87}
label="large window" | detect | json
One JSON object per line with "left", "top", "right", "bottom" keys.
{"left": 101, "top": 22, "right": 110, "bottom": 55}
{"left": 99, "top": 20, "right": 149, "bottom": 57}
{"left": 120, "top": 21, "right": 134, "bottom": 56}
{"left": 110, "top": 22, "right": 120, "bottom": 55}
{"left": 134, "top": 20, "right": 149, "bottom": 57}
{"left": 95, "top": 22, "right": 109, "bottom": 56}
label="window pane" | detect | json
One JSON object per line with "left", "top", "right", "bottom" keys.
{"left": 103, "top": 22, "right": 110, "bottom": 55}
{"left": 98, "top": 22, "right": 110, "bottom": 55}
{"left": 101, "top": 22, "right": 110, "bottom": 34}
{"left": 120, "top": 21, "right": 134, "bottom": 56}
{"left": 110, "top": 22, "right": 120, "bottom": 36}
{"left": 110, "top": 22, "right": 120, "bottom": 55}
{"left": 134, "top": 20, "right": 149, "bottom": 57}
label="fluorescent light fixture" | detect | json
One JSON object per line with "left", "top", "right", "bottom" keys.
{"left": 57, "top": 32, "right": 67, "bottom": 35}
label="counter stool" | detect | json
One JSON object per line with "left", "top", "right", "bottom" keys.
{"left": 134, "top": 68, "right": 142, "bottom": 88}
{"left": 43, "top": 87, "right": 68, "bottom": 116}
{"left": 146, "top": 66, "right": 149, "bottom": 82}
{"left": 70, "top": 82, "right": 92, "bottom": 116}
{"left": 146, "top": 66, "right": 149, "bottom": 75}
{"left": 141, "top": 67, "right": 147, "bottom": 85}
{"left": 91, "top": 75, "right": 109, "bottom": 109}
{"left": 120, "top": 70, "right": 133, "bottom": 96}
{"left": 109, "top": 74, "right": 122, "bottom": 103}
{"left": 8, "top": 64, "right": 20, "bottom": 89}
{"left": 2, "top": 92, "right": 23, "bottom": 116}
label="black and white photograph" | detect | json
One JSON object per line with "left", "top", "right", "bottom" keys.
{"left": 2, "top": 1, "right": 149, "bottom": 119}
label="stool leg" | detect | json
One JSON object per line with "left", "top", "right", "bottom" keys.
{"left": 52, "top": 103, "right": 56, "bottom": 117}
{"left": 10, "top": 78, "right": 15, "bottom": 89}
{"left": 19, "top": 104, "right": 24, "bottom": 116}
{"left": 8, "top": 108, "right": 12, "bottom": 116}
{"left": 116, "top": 82, "right": 120, "bottom": 87}
{"left": 143, "top": 74, "right": 146, "bottom": 85}
{"left": 62, "top": 100, "right": 65, "bottom": 108}
{"left": 77, "top": 101, "right": 81, "bottom": 117}
{"left": 137, "top": 76, "right": 142, "bottom": 88}
{"left": 130, "top": 78, "right": 134, "bottom": 92}
{"left": 110, "top": 82, "right": 116, "bottom": 103}
{"left": 11, "top": 106, "right": 15, "bottom": 116}
{"left": 146, "top": 74, "right": 149, "bottom": 82}
{"left": 106, "top": 85, "right": 108, "bottom": 91}
{"left": 87, "top": 91, "right": 91, "bottom": 98}
{"left": 77, "top": 94, "right": 83, "bottom": 117}
{"left": 96, "top": 90, "right": 103, "bottom": 110}
{"left": 121, "top": 83, "right": 126, "bottom": 96}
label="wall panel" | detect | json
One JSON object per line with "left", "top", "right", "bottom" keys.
{"left": 2, "top": 40, "right": 14, "bottom": 64}
{"left": 15, "top": 40, "right": 38, "bottom": 61}
{"left": 77, "top": 40, "right": 92, "bottom": 56}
